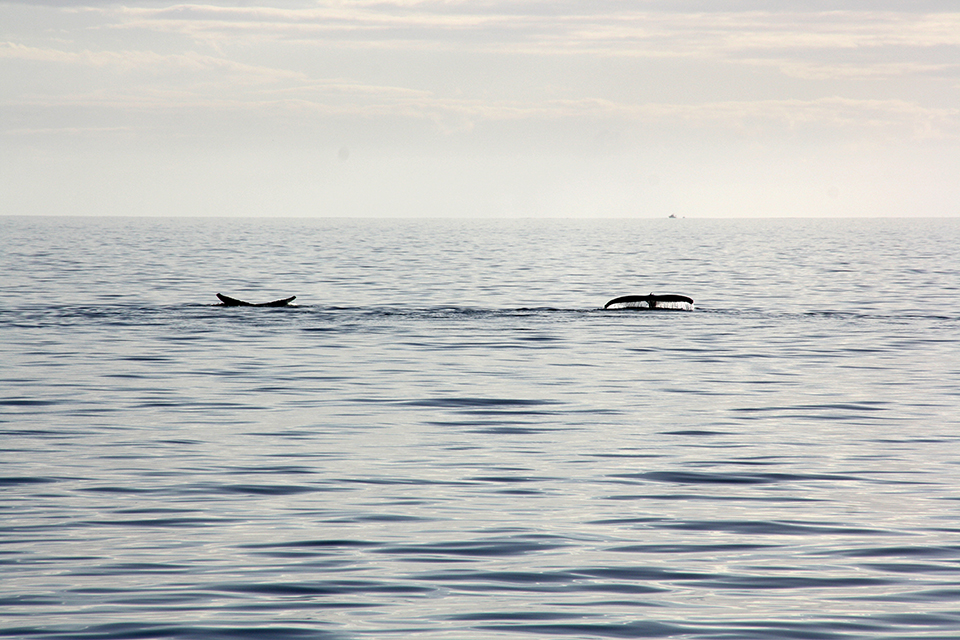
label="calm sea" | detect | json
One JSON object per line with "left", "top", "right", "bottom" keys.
{"left": 2, "top": 216, "right": 959, "bottom": 639}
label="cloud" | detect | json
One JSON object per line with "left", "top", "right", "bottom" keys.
{"left": 103, "top": 4, "right": 960, "bottom": 55}
{"left": 4, "top": 3, "right": 955, "bottom": 138}
{"left": 0, "top": 41, "right": 305, "bottom": 82}
{"left": 1, "top": 0, "right": 958, "bottom": 217}
{"left": 80, "top": 3, "right": 960, "bottom": 105}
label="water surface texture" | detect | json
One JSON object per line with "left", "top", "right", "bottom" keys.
{"left": 2, "top": 217, "right": 959, "bottom": 639}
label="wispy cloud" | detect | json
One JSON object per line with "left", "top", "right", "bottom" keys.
{"left": 17, "top": 2, "right": 942, "bottom": 141}
{"left": 2, "top": 1, "right": 958, "bottom": 217}
{"left": 0, "top": 40, "right": 305, "bottom": 84}
{"left": 106, "top": 4, "right": 960, "bottom": 61}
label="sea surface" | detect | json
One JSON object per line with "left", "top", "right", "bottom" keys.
{"left": 2, "top": 216, "right": 959, "bottom": 640}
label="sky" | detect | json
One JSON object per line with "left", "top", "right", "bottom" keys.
{"left": 1, "top": 0, "right": 958, "bottom": 218}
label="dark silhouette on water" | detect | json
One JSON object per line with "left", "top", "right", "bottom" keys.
{"left": 216, "top": 293, "right": 296, "bottom": 307}
{"left": 604, "top": 293, "right": 694, "bottom": 310}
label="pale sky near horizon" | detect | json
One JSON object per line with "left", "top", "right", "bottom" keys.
{"left": 2, "top": 1, "right": 958, "bottom": 218}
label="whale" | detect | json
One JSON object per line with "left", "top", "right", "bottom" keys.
{"left": 604, "top": 293, "right": 693, "bottom": 310}
{"left": 216, "top": 293, "right": 296, "bottom": 307}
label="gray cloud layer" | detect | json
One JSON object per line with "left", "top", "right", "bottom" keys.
{"left": 2, "top": 1, "right": 958, "bottom": 216}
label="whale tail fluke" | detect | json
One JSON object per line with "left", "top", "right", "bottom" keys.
{"left": 604, "top": 293, "right": 693, "bottom": 311}
{"left": 217, "top": 293, "right": 296, "bottom": 307}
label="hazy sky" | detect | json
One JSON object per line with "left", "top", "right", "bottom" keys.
{"left": 2, "top": 1, "right": 958, "bottom": 217}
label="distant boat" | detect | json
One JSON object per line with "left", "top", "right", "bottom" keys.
{"left": 668, "top": 214, "right": 676, "bottom": 218}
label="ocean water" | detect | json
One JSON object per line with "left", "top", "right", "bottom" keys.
{"left": 2, "top": 215, "right": 959, "bottom": 640}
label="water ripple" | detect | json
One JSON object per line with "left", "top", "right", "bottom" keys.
{"left": 3, "top": 217, "right": 959, "bottom": 639}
